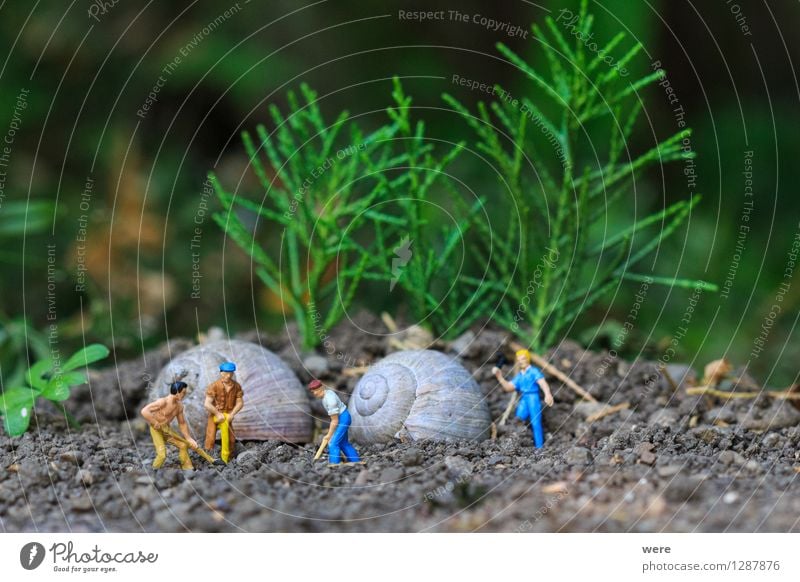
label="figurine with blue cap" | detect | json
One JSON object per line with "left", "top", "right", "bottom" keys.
{"left": 203, "top": 361, "right": 244, "bottom": 463}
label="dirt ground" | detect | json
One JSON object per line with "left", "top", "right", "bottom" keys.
{"left": 2, "top": 314, "right": 799, "bottom": 532}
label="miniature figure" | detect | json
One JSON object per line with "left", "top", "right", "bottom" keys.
{"left": 140, "top": 381, "right": 199, "bottom": 470}
{"left": 492, "top": 349, "right": 554, "bottom": 448}
{"left": 203, "top": 362, "right": 244, "bottom": 463}
{"left": 308, "top": 379, "right": 361, "bottom": 465}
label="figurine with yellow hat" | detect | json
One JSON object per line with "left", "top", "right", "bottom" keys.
{"left": 492, "top": 349, "right": 554, "bottom": 448}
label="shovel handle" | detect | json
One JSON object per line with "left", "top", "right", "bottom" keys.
{"left": 313, "top": 437, "right": 329, "bottom": 461}
{"left": 161, "top": 426, "right": 219, "bottom": 465}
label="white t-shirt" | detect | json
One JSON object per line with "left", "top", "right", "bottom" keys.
{"left": 322, "top": 389, "right": 347, "bottom": 416}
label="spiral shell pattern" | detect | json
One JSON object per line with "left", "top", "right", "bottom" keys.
{"left": 151, "top": 340, "right": 312, "bottom": 443}
{"left": 349, "top": 349, "right": 491, "bottom": 443}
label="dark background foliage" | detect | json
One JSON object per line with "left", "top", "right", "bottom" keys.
{"left": 1, "top": 1, "right": 798, "bottom": 384}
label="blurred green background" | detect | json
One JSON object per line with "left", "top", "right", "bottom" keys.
{"left": 0, "top": 0, "right": 798, "bottom": 385}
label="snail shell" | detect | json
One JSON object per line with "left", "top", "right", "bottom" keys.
{"left": 349, "top": 349, "right": 491, "bottom": 443}
{"left": 150, "top": 340, "right": 312, "bottom": 443}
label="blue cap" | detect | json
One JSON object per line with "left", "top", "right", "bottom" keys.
{"left": 219, "top": 362, "right": 236, "bottom": 372}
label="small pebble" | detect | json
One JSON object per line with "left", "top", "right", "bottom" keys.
{"left": 723, "top": 492, "right": 739, "bottom": 504}
{"left": 401, "top": 448, "right": 423, "bottom": 467}
{"left": 649, "top": 409, "right": 679, "bottom": 428}
{"left": 379, "top": 467, "right": 404, "bottom": 483}
{"left": 761, "top": 433, "right": 780, "bottom": 448}
{"left": 636, "top": 442, "right": 657, "bottom": 466}
{"left": 76, "top": 470, "right": 94, "bottom": 486}
{"left": 205, "top": 327, "right": 227, "bottom": 342}
{"left": 303, "top": 355, "right": 329, "bottom": 378}
{"left": 70, "top": 495, "right": 94, "bottom": 512}
{"left": 448, "top": 330, "right": 477, "bottom": 357}
{"left": 444, "top": 456, "right": 473, "bottom": 478}
{"left": 744, "top": 460, "right": 761, "bottom": 473}
{"left": 354, "top": 469, "right": 370, "bottom": 486}
{"left": 60, "top": 451, "right": 84, "bottom": 465}
{"left": 718, "top": 450, "right": 746, "bottom": 466}
{"left": 564, "top": 447, "right": 593, "bottom": 465}
{"left": 656, "top": 465, "right": 683, "bottom": 478}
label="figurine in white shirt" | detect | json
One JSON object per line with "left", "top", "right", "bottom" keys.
{"left": 308, "top": 379, "right": 361, "bottom": 464}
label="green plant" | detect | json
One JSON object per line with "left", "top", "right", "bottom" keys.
{"left": 360, "top": 79, "right": 494, "bottom": 338}
{"left": 0, "top": 315, "right": 49, "bottom": 390}
{"left": 443, "top": 0, "right": 716, "bottom": 351}
{"left": 0, "top": 343, "right": 109, "bottom": 436}
{"left": 212, "top": 84, "right": 410, "bottom": 349}
{"left": 0, "top": 200, "right": 54, "bottom": 264}
{"left": 0, "top": 200, "right": 58, "bottom": 381}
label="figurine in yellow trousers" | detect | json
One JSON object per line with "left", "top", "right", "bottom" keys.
{"left": 140, "top": 381, "right": 198, "bottom": 470}
{"left": 203, "top": 362, "right": 244, "bottom": 463}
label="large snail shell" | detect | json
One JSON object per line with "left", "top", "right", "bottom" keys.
{"left": 349, "top": 349, "right": 491, "bottom": 443}
{"left": 150, "top": 340, "right": 312, "bottom": 443}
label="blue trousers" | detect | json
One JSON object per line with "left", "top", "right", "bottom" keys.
{"left": 516, "top": 393, "right": 544, "bottom": 448}
{"left": 328, "top": 409, "right": 360, "bottom": 464}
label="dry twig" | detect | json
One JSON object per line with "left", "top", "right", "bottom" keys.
{"left": 686, "top": 385, "right": 800, "bottom": 400}
{"left": 701, "top": 358, "right": 732, "bottom": 386}
{"left": 586, "top": 401, "right": 630, "bottom": 423}
{"left": 542, "top": 481, "right": 570, "bottom": 494}
{"left": 342, "top": 366, "right": 370, "bottom": 378}
{"left": 659, "top": 365, "right": 680, "bottom": 392}
{"left": 498, "top": 393, "right": 518, "bottom": 426}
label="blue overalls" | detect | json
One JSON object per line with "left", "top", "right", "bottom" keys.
{"left": 512, "top": 366, "right": 546, "bottom": 448}
{"left": 328, "top": 408, "right": 361, "bottom": 464}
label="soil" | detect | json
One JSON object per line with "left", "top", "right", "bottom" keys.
{"left": 2, "top": 314, "right": 799, "bottom": 532}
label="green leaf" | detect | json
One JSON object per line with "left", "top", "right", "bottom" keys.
{"left": 581, "top": 70, "right": 664, "bottom": 121}
{"left": 533, "top": 23, "right": 569, "bottom": 95}
{"left": 621, "top": 195, "right": 702, "bottom": 269}
{"left": 496, "top": 43, "right": 564, "bottom": 105}
{"left": 0, "top": 201, "right": 55, "bottom": 237}
{"left": 25, "top": 359, "right": 52, "bottom": 391}
{"left": 242, "top": 130, "right": 274, "bottom": 194}
{"left": 3, "top": 408, "right": 33, "bottom": 436}
{"left": 62, "top": 344, "right": 110, "bottom": 372}
{"left": 226, "top": 193, "right": 292, "bottom": 226}
{"left": 212, "top": 210, "right": 280, "bottom": 273}
{"left": 0, "top": 386, "right": 39, "bottom": 415}
{"left": 588, "top": 199, "right": 688, "bottom": 257}
{"left": 543, "top": 16, "right": 576, "bottom": 61}
{"left": 620, "top": 272, "right": 718, "bottom": 292}
{"left": 42, "top": 371, "right": 87, "bottom": 401}
{"left": 598, "top": 42, "right": 644, "bottom": 86}
{"left": 0, "top": 387, "right": 38, "bottom": 436}
{"left": 587, "top": 32, "right": 626, "bottom": 73}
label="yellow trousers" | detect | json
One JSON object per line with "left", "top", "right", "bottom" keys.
{"left": 149, "top": 426, "right": 193, "bottom": 470}
{"left": 205, "top": 413, "right": 233, "bottom": 463}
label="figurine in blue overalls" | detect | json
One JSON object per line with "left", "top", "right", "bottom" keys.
{"left": 308, "top": 379, "right": 361, "bottom": 465}
{"left": 492, "top": 349, "right": 554, "bottom": 448}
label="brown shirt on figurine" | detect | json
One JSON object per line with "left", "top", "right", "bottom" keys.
{"left": 203, "top": 376, "right": 244, "bottom": 451}
{"left": 205, "top": 379, "right": 244, "bottom": 413}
